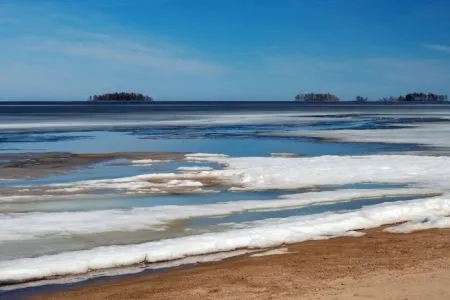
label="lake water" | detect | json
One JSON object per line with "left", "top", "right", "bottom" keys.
{"left": 1, "top": 102, "right": 450, "bottom": 295}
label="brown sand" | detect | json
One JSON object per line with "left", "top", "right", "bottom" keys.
{"left": 33, "top": 228, "right": 450, "bottom": 300}
{"left": 0, "top": 151, "right": 231, "bottom": 200}
{"left": 0, "top": 152, "right": 185, "bottom": 180}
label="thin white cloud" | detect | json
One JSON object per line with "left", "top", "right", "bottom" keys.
{"left": 0, "top": 1, "right": 225, "bottom": 76}
{"left": 22, "top": 36, "right": 225, "bottom": 75}
{"left": 425, "top": 44, "right": 450, "bottom": 54}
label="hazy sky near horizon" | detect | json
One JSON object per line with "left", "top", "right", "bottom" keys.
{"left": 1, "top": 0, "right": 450, "bottom": 101}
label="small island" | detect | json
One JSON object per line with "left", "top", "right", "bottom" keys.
{"left": 353, "top": 93, "right": 448, "bottom": 103}
{"left": 294, "top": 92, "right": 448, "bottom": 103}
{"left": 294, "top": 93, "right": 340, "bottom": 102}
{"left": 380, "top": 92, "right": 448, "bottom": 103}
{"left": 89, "top": 92, "right": 153, "bottom": 102}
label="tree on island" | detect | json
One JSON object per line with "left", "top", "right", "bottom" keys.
{"left": 355, "top": 96, "right": 368, "bottom": 102}
{"left": 402, "top": 92, "right": 447, "bottom": 102}
{"left": 378, "top": 93, "right": 448, "bottom": 103}
{"left": 90, "top": 92, "right": 153, "bottom": 102}
{"left": 294, "top": 93, "right": 339, "bottom": 102}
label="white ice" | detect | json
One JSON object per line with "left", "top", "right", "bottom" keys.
{"left": 261, "top": 122, "right": 450, "bottom": 148}
{"left": 208, "top": 155, "right": 450, "bottom": 191}
{"left": 0, "top": 112, "right": 340, "bottom": 131}
{"left": 385, "top": 216, "right": 450, "bottom": 233}
{"left": 130, "top": 159, "right": 171, "bottom": 165}
{"left": 184, "top": 153, "right": 229, "bottom": 162}
{"left": 0, "top": 188, "right": 431, "bottom": 242}
{"left": 177, "top": 166, "right": 214, "bottom": 172}
{"left": 0, "top": 249, "right": 254, "bottom": 291}
{"left": 40, "top": 172, "right": 211, "bottom": 195}
{"left": 3, "top": 153, "right": 450, "bottom": 283}
{"left": 13, "top": 154, "right": 450, "bottom": 198}
{"left": 0, "top": 194, "right": 97, "bottom": 204}
{"left": 250, "top": 248, "right": 290, "bottom": 257}
{"left": 0, "top": 194, "right": 449, "bottom": 284}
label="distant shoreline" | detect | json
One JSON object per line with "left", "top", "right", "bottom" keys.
{"left": 2, "top": 101, "right": 450, "bottom": 116}
{"left": 1, "top": 100, "right": 450, "bottom": 105}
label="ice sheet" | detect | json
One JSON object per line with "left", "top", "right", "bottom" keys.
{"left": 2, "top": 153, "right": 450, "bottom": 284}
{"left": 385, "top": 216, "right": 450, "bottom": 233}
{"left": 209, "top": 155, "right": 450, "bottom": 191}
{"left": 0, "top": 194, "right": 449, "bottom": 284}
{"left": 1, "top": 188, "right": 431, "bottom": 242}
{"left": 0, "top": 113, "right": 339, "bottom": 132}
{"left": 261, "top": 123, "right": 450, "bottom": 148}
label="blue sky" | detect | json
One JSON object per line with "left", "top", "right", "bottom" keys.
{"left": 1, "top": 0, "right": 450, "bottom": 101}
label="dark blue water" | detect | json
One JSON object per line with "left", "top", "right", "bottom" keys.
{"left": 0, "top": 131, "right": 417, "bottom": 155}
{"left": 1, "top": 101, "right": 450, "bottom": 114}
{"left": 0, "top": 102, "right": 432, "bottom": 155}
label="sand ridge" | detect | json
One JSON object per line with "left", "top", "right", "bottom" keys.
{"left": 32, "top": 228, "right": 450, "bottom": 300}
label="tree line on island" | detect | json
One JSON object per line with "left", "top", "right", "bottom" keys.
{"left": 295, "top": 92, "right": 448, "bottom": 103}
{"left": 294, "top": 93, "right": 339, "bottom": 102}
{"left": 87, "top": 91, "right": 448, "bottom": 103}
{"left": 90, "top": 92, "right": 153, "bottom": 102}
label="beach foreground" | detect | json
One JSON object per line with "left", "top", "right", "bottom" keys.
{"left": 34, "top": 228, "right": 450, "bottom": 300}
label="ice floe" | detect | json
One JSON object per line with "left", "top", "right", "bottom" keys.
{"left": 0, "top": 112, "right": 335, "bottom": 132}
{"left": 384, "top": 216, "right": 450, "bottom": 233}
{"left": 10, "top": 154, "right": 450, "bottom": 198}
{"left": 0, "top": 188, "right": 432, "bottom": 242}
{"left": 0, "top": 249, "right": 254, "bottom": 291}
{"left": 7, "top": 172, "right": 221, "bottom": 198}
{"left": 0, "top": 194, "right": 449, "bottom": 284}
{"left": 210, "top": 155, "right": 450, "bottom": 191}
{"left": 2, "top": 153, "right": 450, "bottom": 284}
{"left": 261, "top": 123, "right": 450, "bottom": 148}
{"left": 177, "top": 166, "right": 214, "bottom": 172}
{"left": 250, "top": 247, "right": 290, "bottom": 257}
{"left": 130, "top": 158, "right": 171, "bottom": 166}
{"left": 184, "top": 153, "right": 229, "bottom": 162}
{"left": 0, "top": 194, "right": 96, "bottom": 204}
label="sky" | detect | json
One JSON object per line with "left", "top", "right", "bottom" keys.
{"left": 1, "top": 0, "right": 450, "bottom": 101}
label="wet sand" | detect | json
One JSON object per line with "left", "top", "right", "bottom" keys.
{"left": 32, "top": 228, "right": 450, "bottom": 300}
{"left": 0, "top": 152, "right": 185, "bottom": 180}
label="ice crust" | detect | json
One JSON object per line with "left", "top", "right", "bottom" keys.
{"left": 12, "top": 154, "right": 449, "bottom": 198}
{"left": 9, "top": 172, "right": 216, "bottom": 197}
{"left": 250, "top": 248, "right": 290, "bottom": 257}
{"left": 130, "top": 159, "right": 171, "bottom": 165}
{"left": 2, "top": 154, "right": 450, "bottom": 284}
{"left": 0, "top": 194, "right": 449, "bottom": 284}
{"left": 263, "top": 123, "right": 450, "bottom": 148}
{"left": 177, "top": 166, "right": 214, "bottom": 172}
{"left": 211, "top": 155, "right": 450, "bottom": 191}
{"left": 0, "top": 188, "right": 431, "bottom": 242}
{"left": 0, "top": 113, "right": 332, "bottom": 131}
{"left": 385, "top": 216, "right": 450, "bottom": 233}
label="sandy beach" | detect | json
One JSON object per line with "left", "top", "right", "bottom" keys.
{"left": 32, "top": 227, "right": 450, "bottom": 300}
